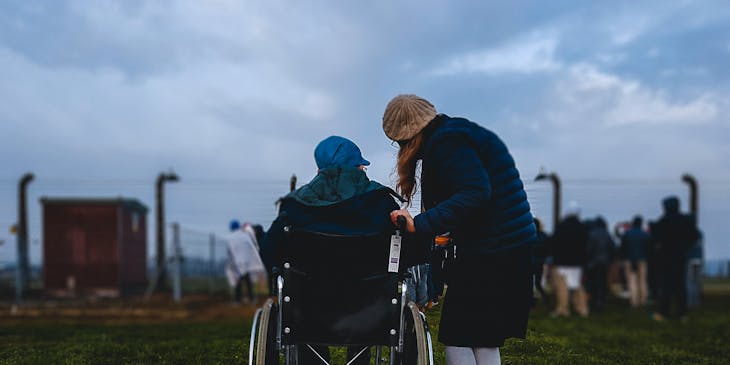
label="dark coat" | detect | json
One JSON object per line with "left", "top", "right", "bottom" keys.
{"left": 651, "top": 213, "right": 699, "bottom": 263}
{"left": 261, "top": 167, "right": 410, "bottom": 272}
{"left": 415, "top": 115, "right": 535, "bottom": 347}
{"left": 620, "top": 227, "right": 650, "bottom": 263}
{"left": 586, "top": 225, "right": 615, "bottom": 268}
{"left": 549, "top": 216, "right": 589, "bottom": 266}
{"left": 531, "top": 231, "right": 549, "bottom": 269}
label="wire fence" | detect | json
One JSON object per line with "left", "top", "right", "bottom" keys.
{"left": 169, "top": 226, "right": 232, "bottom": 295}
{"left": 1, "top": 174, "right": 729, "bottom": 302}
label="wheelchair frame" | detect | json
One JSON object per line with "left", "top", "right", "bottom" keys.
{"left": 249, "top": 273, "right": 432, "bottom": 365}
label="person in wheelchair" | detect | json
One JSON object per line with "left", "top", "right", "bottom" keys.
{"left": 261, "top": 136, "right": 419, "bottom": 365}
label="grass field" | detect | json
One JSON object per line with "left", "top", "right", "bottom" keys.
{"left": 2, "top": 287, "right": 730, "bottom": 364}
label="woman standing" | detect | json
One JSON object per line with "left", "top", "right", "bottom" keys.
{"left": 383, "top": 95, "right": 536, "bottom": 365}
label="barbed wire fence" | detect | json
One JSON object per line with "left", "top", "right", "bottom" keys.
{"left": 167, "top": 226, "right": 230, "bottom": 297}
{"left": 1, "top": 175, "right": 730, "bottom": 303}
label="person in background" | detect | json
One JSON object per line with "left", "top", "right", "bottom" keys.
{"left": 651, "top": 196, "right": 700, "bottom": 321}
{"left": 531, "top": 218, "right": 549, "bottom": 307}
{"left": 405, "top": 263, "right": 430, "bottom": 310}
{"left": 686, "top": 230, "right": 704, "bottom": 308}
{"left": 620, "top": 215, "right": 650, "bottom": 308}
{"left": 383, "top": 94, "right": 536, "bottom": 365}
{"left": 225, "top": 219, "right": 266, "bottom": 305}
{"left": 249, "top": 223, "right": 270, "bottom": 297}
{"left": 585, "top": 216, "right": 615, "bottom": 311}
{"left": 548, "top": 201, "right": 589, "bottom": 318}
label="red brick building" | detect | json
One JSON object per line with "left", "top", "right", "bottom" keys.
{"left": 41, "top": 198, "right": 148, "bottom": 297}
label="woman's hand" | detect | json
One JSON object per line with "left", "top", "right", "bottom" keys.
{"left": 390, "top": 209, "right": 416, "bottom": 233}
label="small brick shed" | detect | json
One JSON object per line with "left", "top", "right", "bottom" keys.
{"left": 41, "top": 197, "right": 148, "bottom": 297}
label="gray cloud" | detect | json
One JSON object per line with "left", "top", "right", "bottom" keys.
{"left": 1, "top": 0, "right": 729, "bottom": 261}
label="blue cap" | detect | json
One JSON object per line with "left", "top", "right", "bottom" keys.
{"left": 229, "top": 219, "right": 240, "bottom": 231}
{"left": 314, "top": 136, "right": 370, "bottom": 169}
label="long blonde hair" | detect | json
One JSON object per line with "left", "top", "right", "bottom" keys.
{"left": 395, "top": 131, "right": 425, "bottom": 205}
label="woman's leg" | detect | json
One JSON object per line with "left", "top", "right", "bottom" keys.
{"left": 474, "top": 347, "right": 501, "bottom": 365}
{"left": 445, "top": 346, "right": 477, "bottom": 365}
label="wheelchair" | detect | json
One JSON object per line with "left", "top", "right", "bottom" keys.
{"left": 249, "top": 221, "right": 434, "bottom": 365}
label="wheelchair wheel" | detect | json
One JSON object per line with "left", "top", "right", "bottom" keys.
{"left": 250, "top": 298, "right": 280, "bottom": 365}
{"left": 402, "top": 302, "right": 433, "bottom": 365}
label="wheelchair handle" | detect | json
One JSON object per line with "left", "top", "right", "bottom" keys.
{"left": 396, "top": 215, "right": 407, "bottom": 232}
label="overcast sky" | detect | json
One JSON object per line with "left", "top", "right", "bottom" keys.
{"left": 1, "top": 1, "right": 729, "bottom": 263}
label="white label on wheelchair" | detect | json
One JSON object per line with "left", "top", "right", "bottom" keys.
{"left": 388, "top": 234, "right": 402, "bottom": 273}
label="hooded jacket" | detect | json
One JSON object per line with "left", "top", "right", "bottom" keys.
{"left": 261, "top": 166, "right": 406, "bottom": 270}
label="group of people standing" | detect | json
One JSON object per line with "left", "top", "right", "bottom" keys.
{"left": 532, "top": 197, "right": 702, "bottom": 321}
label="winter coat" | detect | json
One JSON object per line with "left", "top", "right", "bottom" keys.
{"left": 651, "top": 213, "right": 699, "bottom": 263}
{"left": 261, "top": 166, "right": 410, "bottom": 272}
{"left": 550, "top": 216, "right": 589, "bottom": 266}
{"left": 586, "top": 225, "right": 615, "bottom": 268}
{"left": 531, "top": 231, "right": 549, "bottom": 269}
{"left": 225, "top": 229, "right": 266, "bottom": 287}
{"left": 620, "top": 227, "right": 650, "bottom": 263}
{"left": 415, "top": 114, "right": 535, "bottom": 347}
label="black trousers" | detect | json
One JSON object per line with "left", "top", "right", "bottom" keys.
{"left": 587, "top": 265, "right": 609, "bottom": 310}
{"left": 234, "top": 274, "right": 254, "bottom": 303}
{"left": 660, "top": 261, "right": 688, "bottom": 318}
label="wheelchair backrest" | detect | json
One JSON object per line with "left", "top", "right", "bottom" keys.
{"left": 277, "top": 227, "right": 403, "bottom": 346}
{"left": 280, "top": 228, "right": 398, "bottom": 278}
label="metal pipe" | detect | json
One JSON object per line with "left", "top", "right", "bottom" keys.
{"left": 276, "top": 275, "right": 284, "bottom": 350}
{"left": 682, "top": 174, "right": 698, "bottom": 220}
{"left": 16, "top": 172, "right": 34, "bottom": 302}
{"left": 290, "top": 174, "right": 297, "bottom": 192}
{"left": 208, "top": 233, "right": 215, "bottom": 294}
{"left": 155, "top": 172, "right": 179, "bottom": 290}
{"left": 171, "top": 222, "right": 182, "bottom": 303}
{"left": 535, "top": 171, "right": 561, "bottom": 231}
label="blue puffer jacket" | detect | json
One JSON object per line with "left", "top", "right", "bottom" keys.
{"left": 415, "top": 114, "right": 536, "bottom": 254}
{"left": 415, "top": 115, "right": 536, "bottom": 347}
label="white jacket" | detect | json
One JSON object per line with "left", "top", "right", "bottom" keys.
{"left": 225, "top": 229, "right": 265, "bottom": 287}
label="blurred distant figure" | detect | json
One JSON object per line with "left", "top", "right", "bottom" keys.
{"left": 651, "top": 196, "right": 700, "bottom": 320}
{"left": 531, "top": 218, "right": 549, "bottom": 306}
{"left": 226, "top": 220, "right": 266, "bottom": 304}
{"left": 549, "top": 202, "right": 589, "bottom": 317}
{"left": 250, "top": 223, "right": 270, "bottom": 297}
{"left": 645, "top": 224, "right": 661, "bottom": 303}
{"left": 405, "top": 263, "right": 430, "bottom": 310}
{"left": 585, "top": 216, "right": 615, "bottom": 311}
{"left": 620, "top": 216, "right": 650, "bottom": 307}
{"left": 686, "top": 230, "right": 704, "bottom": 308}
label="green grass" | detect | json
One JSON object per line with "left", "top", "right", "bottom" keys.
{"left": 2, "top": 291, "right": 730, "bottom": 364}
{"left": 508, "top": 292, "right": 730, "bottom": 364}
